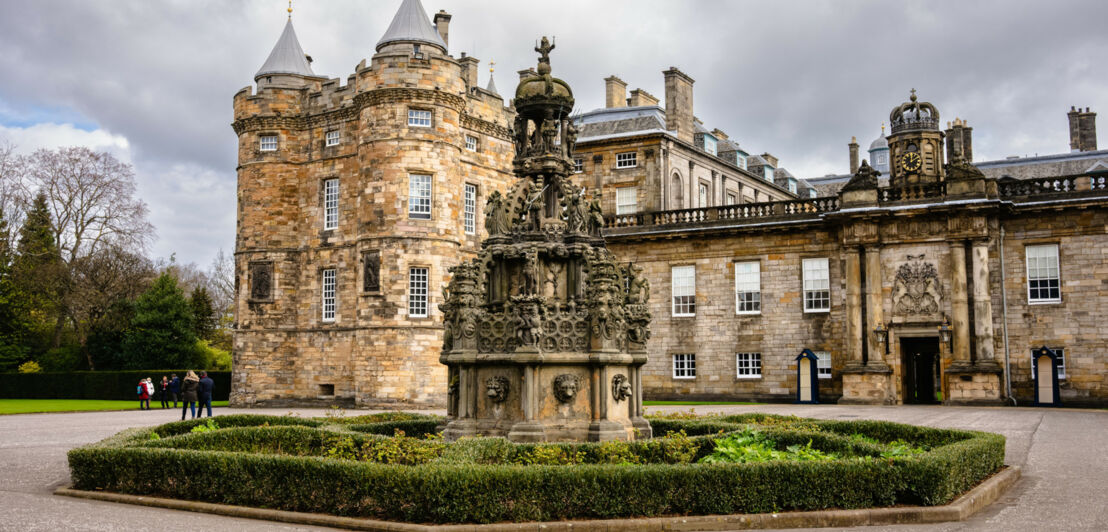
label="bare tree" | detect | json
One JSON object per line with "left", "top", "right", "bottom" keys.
{"left": 18, "top": 147, "right": 154, "bottom": 263}
{"left": 0, "top": 141, "right": 23, "bottom": 252}
{"left": 68, "top": 245, "right": 155, "bottom": 367}
{"left": 208, "top": 248, "right": 235, "bottom": 316}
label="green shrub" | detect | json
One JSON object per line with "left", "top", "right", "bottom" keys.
{"left": 68, "top": 413, "right": 1006, "bottom": 524}
{"left": 17, "top": 361, "right": 41, "bottom": 373}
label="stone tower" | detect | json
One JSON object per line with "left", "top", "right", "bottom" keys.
{"left": 440, "top": 38, "right": 652, "bottom": 442}
{"left": 230, "top": 0, "right": 514, "bottom": 407}
{"left": 888, "top": 90, "right": 944, "bottom": 187}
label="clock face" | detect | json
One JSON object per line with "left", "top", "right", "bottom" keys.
{"left": 900, "top": 152, "right": 922, "bottom": 173}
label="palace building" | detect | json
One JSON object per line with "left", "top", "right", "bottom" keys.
{"left": 233, "top": 0, "right": 1108, "bottom": 407}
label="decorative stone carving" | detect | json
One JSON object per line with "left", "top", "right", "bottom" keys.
{"left": 362, "top": 251, "right": 380, "bottom": 292}
{"left": 842, "top": 160, "right": 880, "bottom": 192}
{"left": 892, "top": 254, "right": 943, "bottom": 315}
{"left": 553, "top": 374, "right": 579, "bottom": 403}
{"left": 612, "top": 374, "right": 632, "bottom": 402}
{"left": 249, "top": 262, "right": 272, "bottom": 300}
{"left": 486, "top": 376, "right": 510, "bottom": 403}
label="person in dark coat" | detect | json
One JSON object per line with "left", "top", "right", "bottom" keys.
{"left": 137, "top": 379, "right": 150, "bottom": 410}
{"left": 197, "top": 371, "right": 215, "bottom": 418}
{"left": 181, "top": 371, "right": 200, "bottom": 420}
{"left": 168, "top": 373, "right": 180, "bottom": 407}
{"left": 159, "top": 376, "right": 170, "bottom": 409}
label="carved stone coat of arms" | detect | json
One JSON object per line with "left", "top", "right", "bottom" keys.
{"left": 892, "top": 255, "right": 943, "bottom": 315}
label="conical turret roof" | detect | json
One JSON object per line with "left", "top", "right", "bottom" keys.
{"left": 376, "top": 0, "right": 447, "bottom": 52}
{"left": 256, "top": 19, "right": 316, "bottom": 80}
{"left": 487, "top": 73, "right": 499, "bottom": 95}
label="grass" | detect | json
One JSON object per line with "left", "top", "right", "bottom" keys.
{"left": 0, "top": 399, "right": 230, "bottom": 415}
{"left": 644, "top": 400, "right": 762, "bottom": 406}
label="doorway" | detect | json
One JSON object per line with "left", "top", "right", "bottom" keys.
{"left": 900, "top": 337, "right": 941, "bottom": 404}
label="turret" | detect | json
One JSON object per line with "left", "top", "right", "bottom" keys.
{"left": 255, "top": 17, "right": 322, "bottom": 90}
{"left": 375, "top": 0, "right": 448, "bottom": 56}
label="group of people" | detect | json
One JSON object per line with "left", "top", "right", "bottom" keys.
{"left": 137, "top": 371, "right": 215, "bottom": 419}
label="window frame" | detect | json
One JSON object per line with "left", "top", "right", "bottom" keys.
{"left": 407, "top": 109, "right": 432, "bottom": 128}
{"left": 323, "top": 178, "right": 339, "bottom": 231}
{"left": 259, "top": 134, "right": 278, "bottom": 152}
{"left": 325, "top": 130, "right": 340, "bottom": 147}
{"left": 734, "top": 260, "right": 761, "bottom": 314}
{"left": 408, "top": 267, "right": 429, "bottom": 318}
{"left": 573, "top": 158, "right": 584, "bottom": 173}
{"left": 464, "top": 134, "right": 478, "bottom": 152}
{"left": 1026, "top": 244, "right": 1061, "bottom": 304}
{"left": 698, "top": 182, "right": 709, "bottom": 208}
{"left": 736, "top": 352, "right": 762, "bottom": 379}
{"left": 463, "top": 183, "right": 477, "bottom": 235}
{"left": 813, "top": 350, "right": 832, "bottom": 379}
{"left": 726, "top": 192, "right": 737, "bottom": 205}
{"left": 802, "top": 258, "right": 831, "bottom": 313}
{"left": 671, "top": 265, "right": 696, "bottom": 317}
{"left": 673, "top": 353, "right": 696, "bottom": 379}
{"left": 321, "top": 268, "right": 337, "bottom": 322}
{"left": 408, "top": 174, "right": 432, "bottom": 219}
{"left": 615, "top": 151, "right": 637, "bottom": 169}
{"left": 615, "top": 186, "right": 638, "bottom": 215}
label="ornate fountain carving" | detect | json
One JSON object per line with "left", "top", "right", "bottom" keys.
{"left": 440, "top": 39, "right": 651, "bottom": 442}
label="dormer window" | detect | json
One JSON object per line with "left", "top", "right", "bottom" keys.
{"left": 788, "top": 179, "right": 798, "bottom": 194}
{"left": 259, "top": 135, "right": 278, "bottom": 152}
{"left": 704, "top": 136, "right": 717, "bottom": 156}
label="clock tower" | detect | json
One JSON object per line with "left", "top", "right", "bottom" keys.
{"left": 887, "top": 89, "right": 945, "bottom": 187}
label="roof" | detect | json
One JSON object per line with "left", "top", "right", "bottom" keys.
{"left": 256, "top": 19, "right": 316, "bottom": 79}
{"left": 574, "top": 106, "right": 667, "bottom": 142}
{"left": 869, "top": 132, "right": 888, "bottom": 151}
{"left": 486, "top": 74, "right": 498, "bottom": 95}
{"left": 376, "top": 0, "right": 447, "bottom": 52}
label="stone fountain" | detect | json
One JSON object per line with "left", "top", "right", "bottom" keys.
{"left": 439, "top": 37, "right": 652, "bottom": 442}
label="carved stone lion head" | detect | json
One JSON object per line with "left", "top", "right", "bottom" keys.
{"left": 612, "top": 374, "right": 632, "bottom": 402}
{"left": 553, "top": 374, "right": 579, "bottom": 404}
{"left": 485, "top": 376, "right": 510, "bottom": 403}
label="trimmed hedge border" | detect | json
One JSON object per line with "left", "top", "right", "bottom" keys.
{"left": 67, "top": 413, "right": 1005, "bottom": 524}
{"left": 0, "top": 371, "right": 231, "bottom": 401}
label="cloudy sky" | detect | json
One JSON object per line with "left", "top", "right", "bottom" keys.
{"left": 1, "top": 0, "right": 1106, "bottom": 267}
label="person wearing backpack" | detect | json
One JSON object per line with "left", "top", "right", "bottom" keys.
{"left": 137, "top": 379, "right": 150, "bottom": 410}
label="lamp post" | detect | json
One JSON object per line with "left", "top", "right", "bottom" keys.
{"left": 937, "top": 317, "right": 952, "bottom": 347}
{"left": 873, "top": 322, "right": 888, "bottom": 356}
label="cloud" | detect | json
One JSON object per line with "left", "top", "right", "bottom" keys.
{"left": 1, "top": 0, "right": 1107, "bottom": 266}
{"left": 0, "top": 122, "right": 132, "bottom": 162}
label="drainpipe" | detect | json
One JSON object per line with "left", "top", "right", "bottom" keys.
{"left": 999, "top": 226, "right": 1016, "bottom": 405}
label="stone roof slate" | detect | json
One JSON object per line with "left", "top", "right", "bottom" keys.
{"left": 376, "top": 0, "right": 447, "bottom": 51}
{"left": 256, "top": 19, "right": 316, "bottom": 79}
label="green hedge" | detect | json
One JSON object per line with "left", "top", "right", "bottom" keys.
{"left": 0, "top": 371, "right": 231, "bottom": 401}
{"left": 67, "top": 413, "right": 1006, "bottom": 524}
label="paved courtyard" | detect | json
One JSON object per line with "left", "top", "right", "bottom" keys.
{"left": 0, "top": 403, "right": 1104, "bottom": 531}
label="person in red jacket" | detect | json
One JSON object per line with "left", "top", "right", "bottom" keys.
{"left": 137, "top": 379, "right": 150, "bottom": 410}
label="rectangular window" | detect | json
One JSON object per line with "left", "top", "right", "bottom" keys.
{"left": 616, "top": 187, "right": 637, "bottom": 215}
{"left": 321, "top": 268, "right": 336, "bottom": 322}
{"left": 616, "top": 152, "right": 637, "bottom": 168}
{"left": 726, "top": 193, "right": 737, "bottom": 205}
{"left": 409, "top": 267, "right": 429, "bottom": 318}
{"left": 765, "top": 166, "right": 774, "bottom": 182}
{"left": 323, "top": 178, "right": 339, "bottom": 230}
{"left": 698, "top": 183, "right": 709, "bottom": 207}
{"left": 325, "top": 130, "right": 340, "bottom": 147}
{"left": 463, "top": 183, "right": 477, "bottom": 235}
{"left": 407, "top": 109, "right": 432, "bottom": 127}
{"left": 465, "top": 135, "right": 478, "bottom": 151}
{"left": 736, "top": 155, "right": 747, "bottom": 170}
{"left": 1026, "top": 244, "right": 1060, "bottom": 303}
{"left": 408, "top": 174, "right": 432, "bottom": 219}
{"left": 803, "top": 258, "right": 830, "bottom": 312}
{"left": 671, "top": 265, "right": 696, "bottom": 317}
{"left": 788, "top": 179, "right": 798, "bottom": 194}
{"left": 809, "top": 189, "right": 818, "bottom": 198}
{"left": 259, "top": 135, "right": 277, "bottom": 151}
{"left": 736, "top": 353, "right": 762, "bottom": 378}
{"left": 735, "top": 261, "right": 761, "bottom": 314}
{"left": 814, "top": 351, "right": 832, "bottom": 379}
{"left": 573, "top": 158, "right": 584, "bottom": 173}
{"left": 704, "top": 136, "right": 718, "bottom": 156}
{"left": 673, "top": 353, "right": 696, "bottom": 379}
{"left": 1031, "top": 347, "right": 1066, "bottom": 380}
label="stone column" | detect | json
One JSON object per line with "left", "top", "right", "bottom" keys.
{"left": 864, "top": 246, "right": 887, "bottom": 368}
{"left": 971, "top": 239, "right": 998, "bottom": 367}
{"left": 844, "top": 248, "right": 864, "bottom": 368}
{"left": 949, "top": 242, "right": 972, "bottom": 367}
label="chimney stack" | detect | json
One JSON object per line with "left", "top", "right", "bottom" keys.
{"left": 761, "top": 153, "right": 779, "bottom": 168}
{"left": 663, "top": 67, "right": 695, "bottom": 144}
{"left": 849, "top": 136, "right": 860, "bottom": 174}
{"left": 1069, "top": 106, "right": 1097, "bottom": 152}
{"left": 604, "top": 76, "right": 627, "bottom": 108}
{"left": 518, "top": 68, "right": 537, "bottom": 82}
{"left": 459, "top": 56, "right": 479, "bottom": 92}
{"left": 629, "top": 88, "right": 659, "bottom": 107}
{"left": 433, "top": 10, "right": 451, "bottom": 48}
{"left": 944, "top": 118, "right": 973, "bottom": 163}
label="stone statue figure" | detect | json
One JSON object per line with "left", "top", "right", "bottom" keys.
{"left": 485, "top": 190, "right": 510, "bottom": 236}
{"left": 250, "top": 263, "right": 271, "bottom": 300}
{"left": 586, "top": 198, "right": 605, "bottom": 236}
{"left": 625, "top": 264, "right": 650, "bottom": 305}
{"left": 564, "top": 120, "right": 578, "bottom": 157}
{"left": 515, "top": 304, "right": 541, "bottom": 347}
{"left": 513, "top": 115, "right": 529, "bottom": 155}
{"left": 486, "top": 376, "right": 509, "bottom": 403}
{"left": 544, "top": 262, "right": 563, "bottom": 299}
{"left": 540, "top": 112, "right": 558, "bottom": 154}
{"left": 526, "top": 184, "right": 545, "bottom": 231}
{"left": 553, "top": 374, "right": 579, "bottom": 404}
{"left": 535, "top": 36, "right": 555, "bottom": 73}
{"left": 611, "top": 374, "right": 632, "bottom": 402}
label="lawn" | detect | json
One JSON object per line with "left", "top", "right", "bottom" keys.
{"left": 643, "top": 400, "right": 762, "bottom": 406}
{"left": 0, "top": 399, "right": 230, "bottom": 415}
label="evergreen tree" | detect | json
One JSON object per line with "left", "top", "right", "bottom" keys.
{"left": 189, "top": 286, "right": 216, "bottom": 341}
{"left": 0, "top": 207, "right": 31, "bottom": 371}
{"left": 121, "top": 272, "right": 197, "bottom": 369}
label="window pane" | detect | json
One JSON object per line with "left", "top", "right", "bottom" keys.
{"left": 321, "top": 269, "right": 336, "bottom": 321}
{"left": 323, "top": 179, "right": 339, "bottom": 230}
{"left": 616, "top": 152, "right": 637, "bottom": 168}
{"left": 573, "top": 158, "right": 584, "bottom": 173}
{"left": 409, "top": 267, "right": 428, "bottom": 317}
{"left": 1027, "top": 245, "right": 1060, "bottom": 302}
{"left": 616, "top": 187, "right": 637, "bottom": 215}
{"left": 325, "top": 130, "right": 340, "bottom": 147}
{"left": 408, "top": 109, "right": 431, "bottom": 127}
{"left": 736, "top": 352, "right": 762, "bottom": 378}
{"left": 463, "top": 184, "right": 476, "bottom": 235}
{"left": 465, "top": 135, "right": 477, "bottom": 151}
{"left": 814, "top": 351, "right": 831, "bottom": 378}
{"left": 672, "top": 265, "right": 696, "bottom": 316}
{"left": 673, "top": 353, "right": 696, "bottom": 378}
{"left": 803, "top": 258, "right": 830, "bottom": 311}
{"left": 409, "top": 175, "right": 432, "bottom": 219}
{"left": 735, "top": 261, "right": 761, "bottom": 313}
{"left": 259, "top": 135, "right": 277, "bottom": 151}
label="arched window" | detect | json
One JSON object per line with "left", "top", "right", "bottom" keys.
{"left": 670, "top": 172, "right": 684, "bottom": 210}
